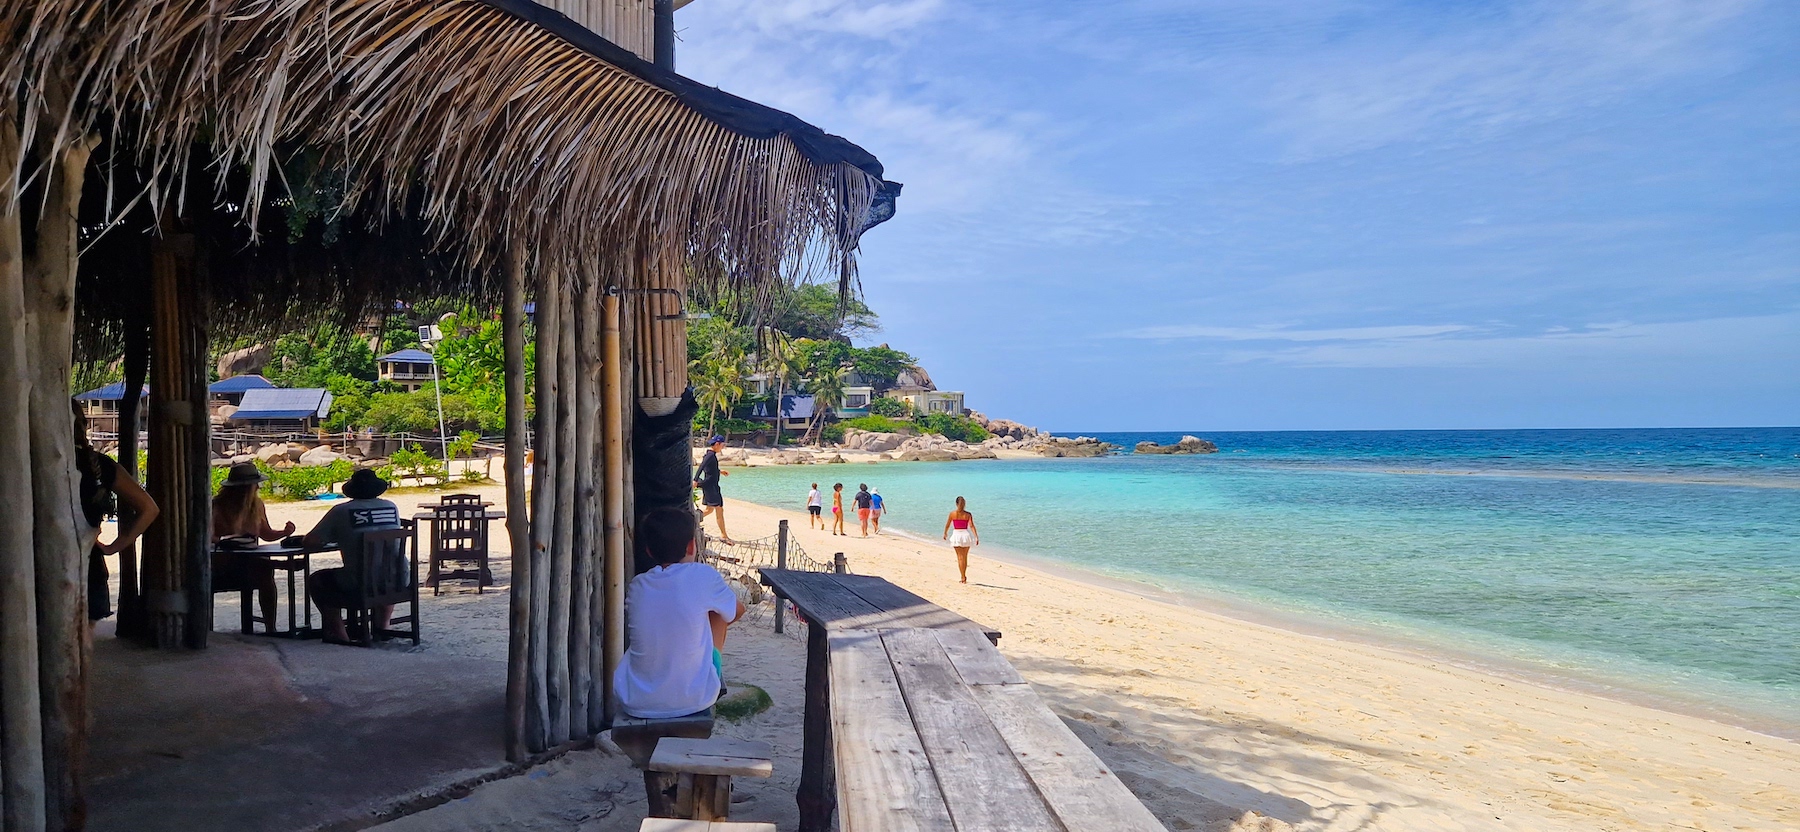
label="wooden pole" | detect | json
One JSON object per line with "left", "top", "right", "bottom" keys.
{"left": 25, "top": 117, "right": 98, "bottom": 832}
{"left": 775, "top": 520, "right": 788, "bottom": 634}
{"left": 502, "top": 246, "right": 532, "bottom": 762}
{"left": 547, "top": 278, "right": 576, "bottom": 744}
{"left": 115, "top": 326, "right": 149, "bottom": 639}
{"left": 600, "top": 286, "right": 625, "bottom": 723}
{"left": 525, "top": 267, "right": 560, "bottom": 752}
{"left": 144, "top": 228, "right": 197, "bottom": 649}
{"left": 571, "top": 265, "right": 600, "bottom": 736}
{"left": 180, "top": 248, "right": 211, "bottom": 650}
{"left": 0, "top": 109, "right": 49, "bottom": 832}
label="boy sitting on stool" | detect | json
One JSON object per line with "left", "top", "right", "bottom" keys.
{"left": 615, "top": 506, "right": 746, "bottom": 718}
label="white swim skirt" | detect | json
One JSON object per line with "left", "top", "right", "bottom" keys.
{"left": 948, "top": 529, "right": 975, "bottom": 548}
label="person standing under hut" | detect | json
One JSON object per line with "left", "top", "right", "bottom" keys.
{"left": 942, "top": 496, "right": 980, "bottom": 584}
{"left": 211, "top": 463, "right": 293, "bottom": 632}
{"left": 303, "top": 469, "right": 405, "bottom": 645}
{"left": 694, "top": 435, "right": 733, "bottom": 545}
{"left": 76, "top": 403, "right": 159, "bottom": 623}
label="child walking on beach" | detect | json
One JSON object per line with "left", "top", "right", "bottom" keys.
{"left": 870, "top": 487, "right": 885, "bottom": 534}
{"left": 942, "top": 496, "right": 979, "bottom": 583}
{"left": 831, "top": 483, "right": 846, "bottom": 535}
{"left": 807, "top": 483, "right": 823, "bottom": 529}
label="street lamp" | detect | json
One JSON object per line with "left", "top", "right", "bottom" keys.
{"left": 419, "top": 323, "right": 452, "bottom": 480}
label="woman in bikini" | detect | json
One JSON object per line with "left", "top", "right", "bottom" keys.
{"left": 941, "top": 496, "right": 979, "bottom": 583}
{"left": 831, "top": 483, "right": 846, "bottom": 535}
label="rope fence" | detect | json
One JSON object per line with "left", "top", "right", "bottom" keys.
{"left": 701, "top": 519, "right": 846, "bottom": 638}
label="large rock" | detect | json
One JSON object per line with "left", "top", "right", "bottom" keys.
{"left": 215, "top": 343, "right": 270, "bottom": 379}
{"left": 298, "top": 445, "right": 345, "bottom": 466}
{"left": 767, "top": 450, "right": 817, "bottom": 465}
{"left": 1134, "top": 435, "right": 1219, "bottom": 455}
{"left": 254, "top": 443, "right": 292, "bottom": 464}
{"left": 842, "top": 429, "right": 907, "bottom": 452}
{"left": 898, "top": 448, "right": 960, "bottom": 462}
{"left": 954, "top": 447, "right": 998, "bottom": 460}
{"left": 1034, "top": 436, "right": 1115, "bottom": 458}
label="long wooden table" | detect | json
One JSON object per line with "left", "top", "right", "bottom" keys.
{"left": 760, "top": 569, "right": 1163, "bottom": 832}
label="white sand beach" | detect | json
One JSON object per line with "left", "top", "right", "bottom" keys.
{"left": 234, "top": 486, "right": 1799, "bottom": 831}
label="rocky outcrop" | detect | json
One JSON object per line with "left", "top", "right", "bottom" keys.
{"left": 254, "top": 443, "right": 303, "bottom": 464}
{"left": 765, "top": 450, "right": 817, "bottom": 465}
{"left": 216, "top": 343, "right": 270, "bottom": 379}
{"left": 968, "top": 411, "right": 1044, "bottom": 442}
{"left": 1134, "top": 435, "right": 1219, "bottom": 455}
{"left": 898, "top": 448, "right": 959, "bottom": 462}
{"left": 1034, "top": 436, "right": 1114, "bottom": 458}
{"left": 297, "top": 445, "right": 345, "bottom": 466}
{"left": 841, "top": 428, "right": 909, "bottom": 452}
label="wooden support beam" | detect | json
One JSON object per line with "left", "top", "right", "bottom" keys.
{"left": 526, "top": 267, "right": 561, "bottom": 752}
{"left": 25, "top": 111, "right": 98, "bottom": 832}
{"left": 601, "top": 285, "right": 626, "bottom": 723}
{"left": 0, "top": 107, "right": 49, "bottom": 832}
{"left": 503, "top": 246, "right": 532, "bottom": 762}
{"left": 572, "top": 264, "right": 601, "bottom": 736}
{"left": 548, "top": 276, "right": 577, "bottom": 743}
{"left": 114, "top": 326, "right": 149, "bottom": 639}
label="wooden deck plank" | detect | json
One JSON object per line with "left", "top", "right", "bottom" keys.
{"left": 836, "top": 574, "right": 1001, "bottom": 637}
{"left": 828, "top": 630, "right": 956, "bottom": 832}
{"left": 762, "top": 569, "right": 997, "bottom": 636}
{"left": 879, "top": 630, "right": 1064, "bottom": 832}
{"left": 932, "top": 628, "right": 1025, "bottom": 686}
{"left": 649, "top": 737, "right": 775, "bottom": 778}
{"left": 970, "top": 683, "right": 1168, "bottom": 831}
{"left": 761, "top": 569, "right": 886, "bottom": 628}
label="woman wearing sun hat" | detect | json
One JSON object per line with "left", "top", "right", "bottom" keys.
{"left": 211, "top": 462, "right": 292, "bottom": 631}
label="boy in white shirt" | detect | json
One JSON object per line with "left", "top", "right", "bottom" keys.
{"left": 615, "top": 506, "right": 746, "bottom": 718}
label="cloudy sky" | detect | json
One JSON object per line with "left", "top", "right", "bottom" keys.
{"left": 675, "top": 0, "right": 1798, "bottom": 431}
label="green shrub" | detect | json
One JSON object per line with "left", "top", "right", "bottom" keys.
{"left": 265, "top": 459, "right": 354, "bottom": 500}
{"left": 868, "top": 396, "right": 911, "bottom": 418}
{"left": 391, "top": 443, "right": 448, "bottom": 487}
{"left": 839, "top": 415, "right": 907, "bottom": 434}
{"left": 917, "top": 413, "right": 990, "bottom": 444}
{"left": 819, "top": 424, "right": 845, "bottom": 443}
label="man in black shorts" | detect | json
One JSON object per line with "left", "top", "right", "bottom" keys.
{"left": 695, "top": 435, "right": 733, "bottom": 544}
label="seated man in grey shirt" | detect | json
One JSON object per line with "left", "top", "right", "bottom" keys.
{"left": 303, "top": 469, "right": 404, "bottom": 644}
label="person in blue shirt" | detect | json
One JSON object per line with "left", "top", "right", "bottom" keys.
{"left": 869, "top": 487, "right": 886, "bottom": 535}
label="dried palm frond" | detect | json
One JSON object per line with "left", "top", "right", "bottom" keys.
{"left": 8, "top": 0, "right": 894, "bottom": 312}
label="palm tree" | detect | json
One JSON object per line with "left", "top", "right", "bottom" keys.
{"left": 761, "top": 329, "right": 803, "bottom": 446}
{"left": 691, "top": 354, "right": 745, "bottom": 438}
{"left": 802, "top": 363, "right": 848, "bottom": 446}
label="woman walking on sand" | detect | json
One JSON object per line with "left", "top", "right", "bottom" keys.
{"left": 806, "top": 483, "right": 823, "bottom": 529}
{"left": 831, "top": 483, "right": 846, "bottom": 535}
{"left": 941, "top": 496, "right": 979, "bottom": 584}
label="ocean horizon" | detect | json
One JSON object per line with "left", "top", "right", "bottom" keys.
{"left": 728, "top": 426, "right": 1800, "bottom": 736}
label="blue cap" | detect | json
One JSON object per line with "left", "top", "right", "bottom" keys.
{"left": 709, "top": 435, "right": 726, "bottom": 445}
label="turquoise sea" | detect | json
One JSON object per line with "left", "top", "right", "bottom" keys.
{"left": 727, "top": 428, "right": 1800, "bottom": 735}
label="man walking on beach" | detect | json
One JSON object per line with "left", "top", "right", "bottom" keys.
{"left": 870, "top": 487, "right": 886, "bottom": 534}
{"left": 854, "top": 483, "right": 874, "bottom": 537}
{"left": 695, "top": 435, "right": 733, "bottom": 545}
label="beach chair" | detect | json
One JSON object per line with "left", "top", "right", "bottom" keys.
{"left": 345, "top": 524, "right": 421, "bottom": 646}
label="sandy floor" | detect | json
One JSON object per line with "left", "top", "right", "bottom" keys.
{"left": 183, "top": 484, "right": 1800, "bottom": 831}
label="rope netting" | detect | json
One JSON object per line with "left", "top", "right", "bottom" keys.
{"left": 700, "top": 525, "right": 844, "bottom": 636}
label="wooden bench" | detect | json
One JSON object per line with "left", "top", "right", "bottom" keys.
{"left": 646, "top": 736, "right": 774, "bottom": 821}
{"left": 609, "top": 707, "right": 715, "bottom": 768}
{"left": 639, "top": 820, "right": 776, "bottom": 832}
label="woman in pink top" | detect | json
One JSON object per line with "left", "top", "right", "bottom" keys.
{"left": 941, "top": 496, "right": 980, "bottom": 584}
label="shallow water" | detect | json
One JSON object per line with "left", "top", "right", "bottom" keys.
{"left": 728, "top": 427, "right": 1800, "bottom": 731}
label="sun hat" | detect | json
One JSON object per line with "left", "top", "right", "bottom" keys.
{"left": 222, "top": 462, "right": 266, "bottom": 488}
{"left": 342, "top": 468, "right": 389, "bottom": 500}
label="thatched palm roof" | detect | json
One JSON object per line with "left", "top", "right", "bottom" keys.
{"left": 5, "top": 0, "right": 897, "bottom": 301}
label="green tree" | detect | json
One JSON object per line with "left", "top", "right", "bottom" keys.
{"left": 691, "top": 355, "right": 745, "bottom": 437}
{"left": 802, "top": 363, "right": 848, "bottom": 446}
{"left": 267, "top": 325, "right": 377, "bottom": 388}
{"left": 849, "top": 345, "right": 916, "bottom": 389}
{"left": 760, "top": 328, "right": 804, "bottom": 446}
{"left": 769, "top": 283, "right": 879, "bottom": 341}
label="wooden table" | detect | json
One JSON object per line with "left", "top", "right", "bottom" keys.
{"left": 759, "top": 569, "right": 1001, "bottom": 832}
{"left": 829, "top": 628, "right": 1165, "bottom": 832}
{"left": 212, "top": 543, "right": 333, "bottom": 637}
{"left": 412, "top": 508, "right": 504, "bottom": 589}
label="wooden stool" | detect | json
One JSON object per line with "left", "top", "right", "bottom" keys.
{"left": 645, "top": 737, "right": 774, "bottom": 822}
{"left": 639, "top": 820, "right": 777, "bottom": 832}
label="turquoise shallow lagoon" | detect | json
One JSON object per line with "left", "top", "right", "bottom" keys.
{"left": 726, "top": 428, "right": 1800, "bottom": 734}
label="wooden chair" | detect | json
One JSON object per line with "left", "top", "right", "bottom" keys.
{"left": 645, "top": 737, "right": 773, "bottom": 822}
{"left": 345, "top": 523, "right": 421, "bottom": 646}
{"left": 425, "top": 497, "right": 492, "bottom": 595}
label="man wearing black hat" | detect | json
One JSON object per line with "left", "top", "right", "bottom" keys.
{"left": 694, "top": 435, "right": 733, "bottom": 545}
{"left": 304, "top": 469, "right": 404, "bottom": 644}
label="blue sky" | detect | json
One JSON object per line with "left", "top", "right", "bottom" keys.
{"left": 676, "top": 0, "right": 1799, "bottom": 431}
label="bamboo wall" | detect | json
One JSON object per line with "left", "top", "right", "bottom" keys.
{"left": 538, "top": 0, "right": 655, "bottom": 61}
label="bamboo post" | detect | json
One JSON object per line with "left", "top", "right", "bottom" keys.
{"left": 572, "top": 266, "right": 600, "bottom": 736}
{"left": 26, "top": 119, "right": 98, "bottom": 832}
{"left": 143, "top": 229, "right": 195, "bottom": 649}
{"left": 115, "top": 326, "right": 149, "bottom": 639}
{"left": 525, "top": 268, "right": 561, "bottom": 752}
{"left": 775, "top": 520, "right": 788, "bottom": 634}
{"left": 547, "top": 279, "right": 577, "bottom": 743}
{"left": 600, "top": 286, "right": 625, "bottom": 723}
{"left": 180, "top": 250, "right": 211, "bottom": 650}
{"left": 0, "top": 110, "right": 49, "bottom": 832}
{"left": 502, "top": 246, "right": 532, "bottom": 762}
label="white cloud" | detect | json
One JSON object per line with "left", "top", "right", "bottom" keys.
{"left": 1118, "top": 323, "right": 1474, "bottom": 342}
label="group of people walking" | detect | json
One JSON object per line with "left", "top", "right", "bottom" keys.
{"left": 806, "top": 481, "right": 886, "bottom": 537}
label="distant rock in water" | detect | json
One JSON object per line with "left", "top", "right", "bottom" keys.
{"left": 1134, "top": 435, "right": 1219, "bottom": 455}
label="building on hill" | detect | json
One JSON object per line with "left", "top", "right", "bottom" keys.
{"left": 378, "top": 348, "right": 438, "bottom": 392}
{"left": 74, "top": 381, "right": 150, "bottom": 435}
{"left": 751, "top": 393, "right": 815, "bottom": 434}
{"left": 228, "top": 387, "right": 334, "bottom": 432}
{"left": 209, "top": 374, "right": 275, "bottom": 408}
{"left": 887, "top": 387, "right": 966, "bottom": 416}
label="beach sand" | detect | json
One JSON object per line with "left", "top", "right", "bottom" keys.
{"left": 715, "top": 497, "right": 1798, "bottom": 832}
{"left": 230, "top": 486, "right": 1798, "bottom": 831}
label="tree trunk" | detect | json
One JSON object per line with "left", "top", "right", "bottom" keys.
{"left": 502, "top": 246, "right": 531, "bottom": 762}
{"left": 600, "top": 286, "right": 626, "bottom": 724}
{"left": 571, "top": 264, "right": 600, "bottom": 737}
{"left": 25, "top": 118, "right": 98, "bottom": 832}
{"left": 525, "top": 266, "right": 560, "bottom": 753}
{"left": 547, "top": 278, "right": 576, "bottom": 744}
{"left": 0, "top": 106, "right": 49, "bottom": 832}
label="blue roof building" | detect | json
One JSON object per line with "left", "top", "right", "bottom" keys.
{"left": 378, "top": 348, "right": 437, "bottom": 392}
{"left": 74, "top": 381, "right": 149, "bottom": 401}
{"left": 74, "top": 381, "right": 149, "bottom": 434}
{"left": 208, "top": 374, "right": 276, "bottom": 395}
{"left": 229, "top": 387, "right": 333, "bottom": 428}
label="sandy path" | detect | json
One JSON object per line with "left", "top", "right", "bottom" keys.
{"left": 717, "top": 497, "right": 1799, "bottom": 832}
